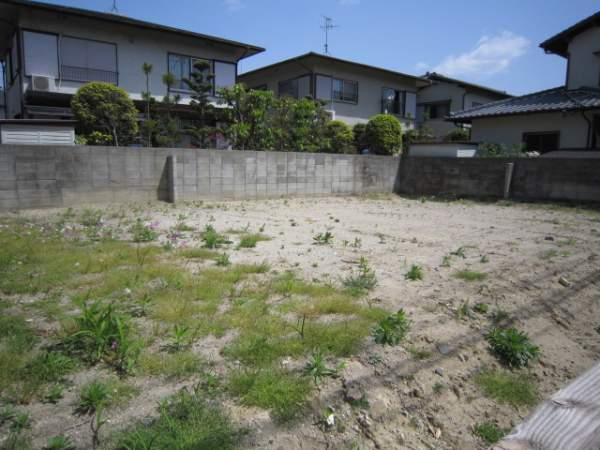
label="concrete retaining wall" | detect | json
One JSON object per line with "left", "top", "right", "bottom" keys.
{"left": 0, "top": 145, "right": 399, "bottom": 210}
{"left": 395, "top": 156, "right": 600, "bottom": 202}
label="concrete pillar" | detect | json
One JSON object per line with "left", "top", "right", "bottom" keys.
{"left": 167, "top": 155, "right": 177, "bottom": 203}
{"left": 504, "top": 162, "right": 514, "bottom": 199}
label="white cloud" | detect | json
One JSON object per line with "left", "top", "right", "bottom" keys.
{"left": 223, "top": 0, "right": 244, "bottom": 12}
{"left": 433, "top": 31, "right": 529, "bottom": 78}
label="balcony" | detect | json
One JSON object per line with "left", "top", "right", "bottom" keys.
{"left": 60, "top": 65, "right": 118, "bottom": 84}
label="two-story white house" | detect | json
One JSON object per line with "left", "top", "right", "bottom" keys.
{"left": 449, "top": 11, "right": 600, "bottom": 154}
{"left": 0, "top": 0, "right": 264, "bottom": 121}
{"left": 238, "top": 52, "right": 430, "bottom": 129}
{"left": 416, "top": 72, "right": 512, "bottom": 139}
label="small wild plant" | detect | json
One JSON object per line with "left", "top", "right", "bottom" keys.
{"left": 343, "top": 257, "right": 377, "bottom": 295}
{"left": 77, "top": 381, "right": 109, "bottom": 415}
{"left": 45, "top": 435, "right": 76, "bottom": 450}
{"left": 304, "top": 348, "right": 339, "bottom": 385}
{"left": 129, "top": 218, "right": 158, "bottom": 242}
{"left": 201, "top": 225, "right": 230, "bottom": 249}
{"left": 66, "top": 302, "right": 140, "bottom": 374}
{"left": 486, "top": 327, "right": 540, "bottom": 368}
{"left": 77, "top": 381, "right": 109, "bottom": 450}
{"left": 215, "top": 253, "right": 231, "bottom": 266}
{"left": 372, "top": 309, "right": 410, "bottom": 345}
{"left": 313, "top": 231, "right": 334, "bottom": 245}
{"left": 405, "top": 264, "right": 423, "bottom": 281}
{"left": 166, "top": 324, "right": 194, "bottom": 352}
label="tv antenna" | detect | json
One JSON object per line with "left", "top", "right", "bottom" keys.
{"left": 110, "top": 0, "right": 119, "bottom": 13}
{"left": 321, "top": 16, "right": 338, "bottom": 55}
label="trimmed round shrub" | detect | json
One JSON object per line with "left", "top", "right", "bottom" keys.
{"left": 365, "top": 114, "right": 402, "bottom": 155}
{"left": 352, "top": 123, "right": 368, "bottom": 152}
{"left": 71, "top": 82, "right": 139, "bottom": 146}
{"left": 324, "top": 120, "right": 354, "bottom": 153}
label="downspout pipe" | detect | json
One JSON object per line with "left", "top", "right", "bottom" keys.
{"left": 564, "top": 90, "right": 593, "bottom": 149}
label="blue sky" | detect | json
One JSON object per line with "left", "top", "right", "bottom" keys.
{"left": 40, "top": 0, "right": 599, "bottom": 95}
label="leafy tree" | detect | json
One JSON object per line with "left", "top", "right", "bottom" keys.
{"left": 324, "top": 120, "right": 354, "bottom": 153}
{"left": 271, "top": 97, "right": 329, "bottom": 152}
{"left": 184, "top": 60, "right": 215, "bottom": 148}
{"left": 71, "top": 82, "right": 139, "bottom": 146}
{"left": 219, "top": 84, "right": 275, "bottom": 150}
{"left": 365, "top": 114, "right": 402, "bottom": 155}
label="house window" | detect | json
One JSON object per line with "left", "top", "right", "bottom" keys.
{"left": 382, "top": 88, "right": 403, "bottom": 115}
{"left": 332, "top": 78, "right": 358, "bottom": 103}
{"left": 214, "top": 61, "right": 236, "bottom": 93}
{"left": 279, "top": 78, "right": 298, "bottom": 98}
{"left": 424, "top": 102, "right": 450, "bottom": 119}
{"left": 522, "top": 131, "right": 559, "bottom": 153}
{"left": 278, "top": 75, "right": 310, "bottom": 99}
{"left": 168, "top": 53, "right": 216, "bottom": 92}
{"left": 315, "top": 75, "right": 332, "bottom": 101}
{"left": 60, "top": 36, "right": 117, "bottom": 84}
{"left": 23, "top": 31, "right": 58, "bottom": 78}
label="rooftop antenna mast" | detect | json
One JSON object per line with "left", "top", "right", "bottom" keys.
{"left": 110, "top": 0, "right": 119, "bottom": 14}
{"left": 321, "top": 16, "right": 338, "bottom": 55}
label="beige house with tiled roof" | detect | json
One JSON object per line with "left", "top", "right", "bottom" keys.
{"left": 449, "top": 11, "right": 600, "bottom": 154}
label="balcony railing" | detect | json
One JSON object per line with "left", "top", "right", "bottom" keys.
{"left": 61, "top": 65, "right": 118, "bottom": 84}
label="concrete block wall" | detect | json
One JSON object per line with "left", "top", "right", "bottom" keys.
{"left": 0, "top": 145, "right": 399, "bottom": 210}
{"left": 396, "top": 156, "right": 600, "bottom": 202}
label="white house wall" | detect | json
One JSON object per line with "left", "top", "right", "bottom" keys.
{"left": 567, "top": 26, "right": 600, "bottom": 90}
{"left": 470, "top": 110, "right": 597, "bottom": 149}
{"left": 17, "top": 8, "right": 242, "bottom": 104}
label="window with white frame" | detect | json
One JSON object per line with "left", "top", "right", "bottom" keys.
{"left": 332, "top": 77, "right": 358, "bottom": 103}
{"left": 60, "top": 36, "right": 117, "bottom": 83}
{"left": 23, "top": 31, "right": 58, "bottom": 78}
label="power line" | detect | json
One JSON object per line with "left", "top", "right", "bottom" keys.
{"left": 110, "top": 0, "right": 119, "bottom": 14}
{"left": 321, "top": 16, "right": 338, "bottom": 55}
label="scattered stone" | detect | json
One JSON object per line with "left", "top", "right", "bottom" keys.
{"left": 558, "top": 276, "right": 571, "bottom": 287}
{"left": 434, "top": 368, "right": 444, "bottom": 377}
{"left": 437, "top": 343, "right": 451, "bottom": 355}
{"left": 544, "top": 236, "right": 555, "bottom": 241}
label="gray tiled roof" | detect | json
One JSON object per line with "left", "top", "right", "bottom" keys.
{"left": 448, "top": 87, "right": 600, "bottom": 122}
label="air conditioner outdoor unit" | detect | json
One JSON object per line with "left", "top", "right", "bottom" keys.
{"left": 31, "top": 75, "right": 54, "bottom": 92}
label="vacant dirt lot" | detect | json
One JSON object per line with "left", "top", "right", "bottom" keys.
{"left": 1, "top": 195, "right": 599, "bottom": 449}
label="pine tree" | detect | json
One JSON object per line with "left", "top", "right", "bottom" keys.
{"left": 184, "top": 60, "right": 215, "bottom": 148}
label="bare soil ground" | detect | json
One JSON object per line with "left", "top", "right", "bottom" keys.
{"left": 1, "top": 194, "right": 599, "bottom": 450}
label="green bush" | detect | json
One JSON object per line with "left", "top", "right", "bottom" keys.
{"left": 444, "top": 127, "right": 470, "bottom": 142}
{"left": 365, "top": 114, "right": 402, "bottom": 155}
{"left": 486, "top": 327, "right": 540, "bottom": 368}
{"left": 71, "top": 82, "right": 139, "bottom": 146}
{"left": 324, "top": 120, "right": 354, "bottom": 153}
{"left": 352, "top": 123, "right": 368, "bottom": 152}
